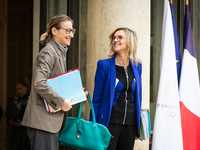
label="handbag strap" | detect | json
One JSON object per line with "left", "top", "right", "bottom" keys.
{"left": 78, "top": 93, "right": 96, "bottom": 123}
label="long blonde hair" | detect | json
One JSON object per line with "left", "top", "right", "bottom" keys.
{"left": 109, "top": 27, "right": 139, "bottom": 66}
{"left": 40, "top": 14, "right": 73, "bottom": 45}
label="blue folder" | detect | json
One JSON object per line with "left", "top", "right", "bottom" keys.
{"left": 47, "top": 68, "right": 87, "bottom": 105}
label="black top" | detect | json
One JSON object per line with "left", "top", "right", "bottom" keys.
{"left": 109, "top": 63, "right": 137, "bottom": 125}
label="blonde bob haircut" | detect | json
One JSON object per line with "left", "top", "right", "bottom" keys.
{"left": 108, "top": 27, "right": 139, "bottom": 66}
{"left": 40, "top": 14, "right": 73, "bottom": 45}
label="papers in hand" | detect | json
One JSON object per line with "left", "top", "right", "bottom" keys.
{"left": 44, "top": 99, "right": 62, "bottom": 113}
{"left": 44, "top": 68, "right": 87, "bottom": 113}
{"left": 139, "top": 110, "right": 151, "bottom": 140}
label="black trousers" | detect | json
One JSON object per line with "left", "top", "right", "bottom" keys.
{"left": 27, "top": 127, "right": 59, "bottom": 150}
{"left": 107, "top": 123, "right": 137, "bottom": 150}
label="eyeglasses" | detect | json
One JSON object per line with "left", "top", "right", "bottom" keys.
{"left": 112, "top": 35, "right": 123, "bottom": 41}
{"left": 59, "top": 28, "right": 76, "bottom": 35}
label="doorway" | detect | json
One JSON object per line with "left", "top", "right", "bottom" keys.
{"left": 1, "top": 0, "right": 33, "bottom": 150}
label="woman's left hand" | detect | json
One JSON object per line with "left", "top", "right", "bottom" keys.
{"left": 135, "top": 136, "right": 143, "bottom": 141}
{"left": 135, "top": 136, "right": 140, "bottom": 140}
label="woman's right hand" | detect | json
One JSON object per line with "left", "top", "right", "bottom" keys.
{"left": 8, "top": 119, "right": 22, "bottom": 127}
{"left": 61, "top": 96, "right": 73, "bottom": 112}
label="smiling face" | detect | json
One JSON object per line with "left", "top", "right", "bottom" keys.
{"left": 112, "top": 30, "right": 128, "bottom": 54}
{"left": 52, "top": 20, "right": 74, "bottom": 47}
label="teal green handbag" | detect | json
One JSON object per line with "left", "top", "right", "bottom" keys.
{"left": 59, "top": 93, "right": 111, "bottom": 150}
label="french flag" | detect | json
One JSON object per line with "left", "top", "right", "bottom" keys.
{"left": 179, "top": 3, "right": 200, "bottom": 150}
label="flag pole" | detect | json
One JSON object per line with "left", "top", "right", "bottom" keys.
{"left": 186, "top": 0, "right": 188, "bottom": 5}
{"left": 169, "top": 0, "right": 173, "bottom": 3}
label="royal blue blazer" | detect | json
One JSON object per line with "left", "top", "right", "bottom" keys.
{"left": 90, "top": 55, "right": 142, "bottom": 133}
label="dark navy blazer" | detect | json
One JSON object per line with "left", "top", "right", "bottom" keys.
{"left": 90, "top": 55, "right": 142, "bottom": 133}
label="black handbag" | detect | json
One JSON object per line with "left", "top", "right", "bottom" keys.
{"left": 59, "top": 93, "right": 111, "bottom": 150}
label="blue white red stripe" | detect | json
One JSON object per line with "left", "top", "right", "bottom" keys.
{"left": 179, "top": 4, "right": 200, "bottom": 150}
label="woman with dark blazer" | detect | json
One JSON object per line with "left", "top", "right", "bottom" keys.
{"left": 90, "top": 27, "right": 142, "bottom": 150}
{"left": 6, "top": 77, "right": 31, "bottom": 150}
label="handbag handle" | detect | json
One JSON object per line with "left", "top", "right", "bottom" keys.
{"left": 77, "top": 93, "right": 96, "bottom": 123}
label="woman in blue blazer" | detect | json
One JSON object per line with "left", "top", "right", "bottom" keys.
{"left": 90, "top": 27, "right": 142, "bottom": 150}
